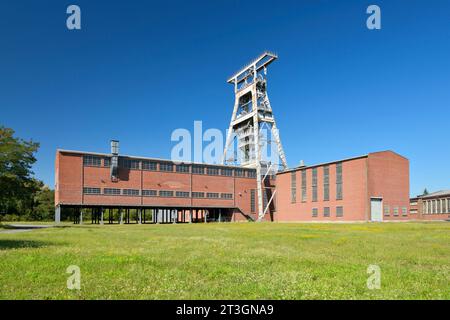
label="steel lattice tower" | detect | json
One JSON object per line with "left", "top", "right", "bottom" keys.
{"left": 223, "top": 51, "right": 287, "bottom": 221}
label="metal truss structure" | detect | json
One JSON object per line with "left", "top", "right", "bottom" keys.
{"left": 223, "top": 51, "right": 288, "bottom": 221}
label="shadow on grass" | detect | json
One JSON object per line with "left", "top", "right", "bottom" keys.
{"left": 0, "top": 239, "right": 54, "bottom": 251}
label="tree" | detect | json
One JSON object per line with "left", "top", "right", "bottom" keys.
{"left": 423, "top": 188, "right": 429, "bottom": 196}
{"left": 31, "top": 184, "right": 55, "bottom": 221}
{"left": 0, "top": 126, "right": 40, "bottom": 216}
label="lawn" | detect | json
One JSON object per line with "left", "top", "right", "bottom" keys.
{"left": 0, "top": 222, "right": 448, "bottom": 299}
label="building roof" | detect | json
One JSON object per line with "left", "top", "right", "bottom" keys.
{"left": 277, "top": 154, "right": 368, "bottom": 175}
{"left": 418, "top": 190, "right": 450, "bottom": 199}
{"left": 277, "top": 150, "right": 407, "bottom": 175}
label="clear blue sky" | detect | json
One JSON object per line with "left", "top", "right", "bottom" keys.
{"left": 1, "top": 0, "right": 449, "bottom": 197}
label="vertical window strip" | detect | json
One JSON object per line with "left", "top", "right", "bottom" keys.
{"left": 336, "top": 162, "right": 343, "bottom": 200}
{"left": 291, "top": 171, "right": 296, "bottom": 203}
{"left": 323, "top": 165, "right": 329, "bottom": 201}
{"left": 301, "top": 169, "right": 307, "bottom": 202}
{"left": 250, "top": 189, "right": 256, "bottom": 213}
{"left": 312, "top": 168, "right": 317, "bottom": 202}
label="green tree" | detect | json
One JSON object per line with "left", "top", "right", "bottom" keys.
{"left": 423, "top": 188, "right": 429, "bottom": 196}
{"left": 31, "top": 184, "right": 55, "bottom": 221}
{"left": 0, "top": 126, "right": 39, "bottom": 217}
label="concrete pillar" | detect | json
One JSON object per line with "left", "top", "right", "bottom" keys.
{"left": 219, "top": 209, "right": 222, "bottom": 223}
{"left": 54, "top": 205, "right": 61, "bottom": 224}
{"left": 138, "top": 208, "right": 142, "bottom": 224}
{"left": 100, "top": 208, "right": 104, "bottom": 225}
{"left": 79, "top": 209, "right": 83, "bottom": 225}
{"left": 157, "top": 209, "right": 161, "bottom": 224}
{"left": 204, "top": 210, "right": 207, "bottom": 223}
{"left": 119, "top": 209, "right": 124, "bottom": 224}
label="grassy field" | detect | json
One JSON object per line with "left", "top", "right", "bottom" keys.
{"left": 0, "top": 222, "right": 449, "bottom": 299}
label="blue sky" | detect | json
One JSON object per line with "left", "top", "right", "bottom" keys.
{"left": 0, "top": 0, "right": 449, "bottom": 197}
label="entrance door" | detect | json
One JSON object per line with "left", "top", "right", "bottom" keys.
{"left": 371, "top": 198, "right": 383, "bottom": 222}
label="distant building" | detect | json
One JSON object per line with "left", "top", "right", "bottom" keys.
{"left": 410, "top": 190, "right": 450, "bottom": 221}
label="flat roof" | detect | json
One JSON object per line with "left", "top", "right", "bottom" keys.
{"left": 277, "top": 154, "right": 368, "bottom": 175}
{"left": 57, "top": 149, "right": 256, "bottom": 170}
{"left": 415, "top": 190, "right": 450, "bottom": 199}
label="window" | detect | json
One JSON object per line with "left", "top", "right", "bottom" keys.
{"left": 176, "top": 191, "right": 190, "bottom": 198}
{"left": 432, "top": 200, "right": 436, "bottom": 214}
{"left": 206, "top": 167, "right": 219, "bottom": 175}
{"left": 437, "top": 199, "right": 441, "bottom": 214}
{"left": 159, "top": 190, "right": 174, "bottom": 197}
{"left": 142, "top": 161, "right": 157, "bottom": 171}
{"left": 120, "top": 158, "right": 140, "bottom": 169}
{"left": 142, "top": 190, "right": 157, "bottom": 197}
{"left": 83, "top": 155, "right": 101, "bottom": 167}
{"left": 104, "top": 188, "right": 120, "bottom": 195}
{"left": 336, "top": 162, "right": 343, "bottom": 200}
{"left": 235, "top": 169, "right": 244, "bottom": 177}
{"left": 123, "top": 189, "right": 139, "bottom": 196}
{"left": 192, "top": 192, "right": 205, "bottom": 198}
{"left": 336, "top": 206, "right": 343, "bottom": 217}
{"left": 221, "top": 168, "right": 233, "bottom": 176}
{"left": 393, "top": 207, "right": 399, "bottom": 216}
{"left": 312, "top": 208, "right": 318, "bottom": 217}
{"left": 448, "top": 199, "right": 450, "bottom": 213}
{"left": 206, "top": 192, "right": 219, "bottom": 199}
{"left": 402, "top": 207, "right": 408, "bottom": 216}
{"left": 103, "top": 158, "right": 111, "bottom": 167}
{"left": 441, "top": 199, "right": 447, "bottom": 214}
{"left": 323, "top": 166, "right": 329, "bottom": 201}
{"left": 192, "top": 165, "right": 205, "bottom": 174}
{"left": 176, "top": 164, "right": 190, "bottom": 173}
{"left": 423, "top": 202, "right": 427, "bottom": 215}
{"left": 83, "top": 187, "right": 101, "bottom": 194}
{"left": 301, "top": 169, "right": 307, "bottom": 202}
{"left": 291, "top": 171, "right": 297, "bottom": 203}
{"left": 160, "top": 163, "right": 173, "bottom": 172}
{"left": 312, "top": 168, "right": 318, "bottom": 202}
{"left": 247, "top": 170, "right": 257, "bottom": 178}
{"left": 384, "top": 205, "right": 390, "bottom": 216}
{"left": 323, "top": 207, "right": 330, "bottom": 217}
{"left": 221, "top": 193, "right": 233, "bottom": 199}
{"left": 250, "top": 189, "right": 256, "bottom": 213}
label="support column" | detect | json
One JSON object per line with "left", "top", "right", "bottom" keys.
{"left": 55, "top": 205, "right": 61, "bottom": 224}
{"left": 157, "top": 209, "right": 161, "bottom": 224}
{"left": 189, "top": 210, "right": 192, "bottom": 224}
{"left": 138, "top": 208, "right": 142, "bottom": 224}
{"left": 100, "top": 207, "right": 104, "bottom": 225}
{"left": 80, "top": 209, "right": 83, "bottom": 225}
{"left": 119, "top": 208, "right": 124, "bottom": 224}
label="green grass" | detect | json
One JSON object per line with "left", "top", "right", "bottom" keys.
{"left": 0, "top": 222, "right": 449, "bottom": 299}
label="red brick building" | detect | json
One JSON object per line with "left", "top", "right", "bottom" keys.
{"left": 55, "top": 145, "right": 410, "bottom": 223}
{"left": 275, "top": 151, "right": 410, "bottom": 222}
{"left": 54, "top": 147, "right": 275, "bottom": 223}
{"left": 410, "top": 190, "right": 450, "bottom": 221}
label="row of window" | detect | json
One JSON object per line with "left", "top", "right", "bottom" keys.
{"left": 83, "top": 187, "right": 233, "bottom": 199}
{"left": 422, "top": 199, "right": 450, "bottom": 214}
{"left": 384, "top": 205, "right": 408, "bottom": 216}
{"left": 291, "top": 163, "right": 343, "bottom": 203}
{"left": 83, "top": 155, "right": 256, "bottom": 178}
{"left": 312, "top": 206, "right": 344, "bottom": 218}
